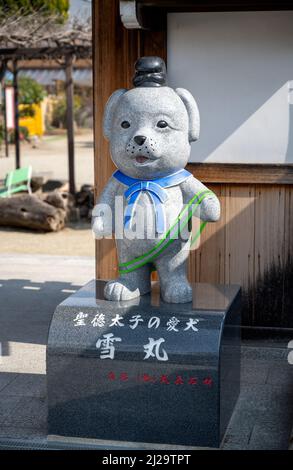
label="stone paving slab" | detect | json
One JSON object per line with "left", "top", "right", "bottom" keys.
{"left": 0, "top": 372, "right": 17, "bottom": 392}
{"left": 266, "top": 363, "right": 293, "bottom": 387}
{"left": 247, "top": 424, "right": 290, "bottom": 450}
{"left": 0, "top": 374, "right": 46, "bottom": 398}
{"left": 240, "top": 360, "right": 270, "bottom": 385}
{"left": 0, "top": 427, "right": 47, "bottom": 441}
{"left": 3, "top": 397, "right": 47, "bottom": 430}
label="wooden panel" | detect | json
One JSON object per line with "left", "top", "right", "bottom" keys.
{"left": 188, "top": 184, "right": 226, "bottom": 284}
{"left": 255, "top": 186, "right": 285, "bottom": 277}
{"left": 283, "top": 186, "right": 293, "bottom": 325}
{"left": 284, "top": 186, "right": 293, "bottom": 261}
{"left": 224, "top": 185, "right": 255, "bottom": 322}
{"left": 224, "top": 186, "right": 255, "bottom": 290}
{"left": 187, "top": 163, "right": 293, "bottom": 185}
{"left": 253, "top": 185, "right": 286, "bottom": 326}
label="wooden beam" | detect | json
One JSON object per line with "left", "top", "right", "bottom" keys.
{"left": 0, "top": 46, "right": 92, "bottom": 62}
{"left": 135, "top": 1, "right": 293, "bottom": 30}
{"left": 65, "top": 55, "right": 75, "bottom": 195}
{"left": 187, "top": 163, "right": 293, "bottom": 185}
{"left": 137, "top": 0, "right": 293, "bottom": 11}
{"left": 18, "top": 58, "right": 92, "bottom": 70}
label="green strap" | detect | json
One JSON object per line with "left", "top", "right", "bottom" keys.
{"left": 118, "top": 189, "right": 213, "bottom": 274}
{"left": 191, "top": 221, "right": 207, "bottom": 248}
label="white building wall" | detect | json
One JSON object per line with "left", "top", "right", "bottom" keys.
{"left": 168, "top": 11, "right": 293, "bottom": 163}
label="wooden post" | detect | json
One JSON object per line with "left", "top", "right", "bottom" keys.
{"left": 92, "top": 0, "right": 166, "bottom": 281}
{"left": 3, "top": 60, "right": 9, "bottom": 158}
{"left": 13, "top": 60, "right": 20, "bottom": 169}
{"left": 65, "top": 54, "right": 75, "bottom": 194}
{"left": 0, "top": 62, "right": 8, "bottom": 158}
{"left": 3, "top": 84, "right": 9, "bottom": 158}
{"left": 1, "top": 78, "right": 8, "bottom": 158}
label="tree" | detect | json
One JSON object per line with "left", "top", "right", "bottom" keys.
{"left": 19, "top": 77, "right": 46, "bottom": 117}
{"left": 0, "top": 1, "right": 69, "bottom": 20}
{"left": 19, "top": 77, "right": 46, "bottom": 106}
{"left": 51, "top": 94, "right": 81, "bottom": 128}
{"left": 5, "top": 76, "right": 46, "bottom": 117}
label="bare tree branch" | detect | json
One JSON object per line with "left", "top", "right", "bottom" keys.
{"left": 0, "top": 9, "right": 91, "bottom": 50}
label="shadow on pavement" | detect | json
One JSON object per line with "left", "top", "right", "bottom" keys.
{"left": 0, "top": 279, "right": 82, "bottom": 346}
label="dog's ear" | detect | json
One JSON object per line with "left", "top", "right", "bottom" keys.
{"left": 103, "top": 89, "right": 128, "bottom": 140}
{"left": 175, "top": 88, "right": 200, "bottom": 142}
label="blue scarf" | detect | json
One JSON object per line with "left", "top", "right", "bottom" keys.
{"left": 113, "top": 169, "right": 191, "bottom": 233}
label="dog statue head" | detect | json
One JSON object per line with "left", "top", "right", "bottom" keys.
{"left": 103, "top": 56, "right": 200, "bottom": 179}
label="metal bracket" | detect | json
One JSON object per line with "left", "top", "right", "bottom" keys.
{"left": 120, "top": 1, "right": 142, "bottom": 29}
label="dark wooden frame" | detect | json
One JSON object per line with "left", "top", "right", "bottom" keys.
{"left": 0, "top": 46, "right": 91, "bottom": 61}
{"left": 136, "top": 0, "right": 293, "bottom": 28}
{"left": 188, "top": 163, "right": 293, "bottom": 185}
{"left": 138, "top": 0, "right": 293, "bottom": 12}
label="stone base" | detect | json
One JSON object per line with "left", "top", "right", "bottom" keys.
{"left": 47, "top": 280, "right": 241, "bottom": 448}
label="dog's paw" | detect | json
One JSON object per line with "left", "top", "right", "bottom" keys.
{"left": 104, "top": 280, "right": 140, "bottom": 301}
{"left": 92, "top": 216, "right": 112, "bottom": 239}
{"left": 200, "top": 197, "right": 221, "bottom": 222}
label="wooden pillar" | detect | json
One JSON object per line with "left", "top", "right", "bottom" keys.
{"left": 93, "top": 0, "right": 137, "bottom": 281}
{"left": 65, "top": 54, "right": 76, "bottom": 194}
{"left": 3, "top": 85, "right": 9, "bottom": 158}
{"left": 13, "top": 60, "right": 20, "bottom": 169}
{"left": 1, "top": 76, "right": 9, "bottom": 158}
{"left": 93, "top": 0, "right": 166, "bottom": 280}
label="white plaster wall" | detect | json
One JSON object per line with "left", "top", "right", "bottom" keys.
{"left": 168, "top": 11, "right": 293, "bottom": 163}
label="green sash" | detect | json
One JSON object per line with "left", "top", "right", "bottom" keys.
{"left": 118, "top": 189, "right": 214, "bottom": 274}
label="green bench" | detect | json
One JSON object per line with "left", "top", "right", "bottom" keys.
{"left": 0, "top": 166, "right": 32, "bottom": 198}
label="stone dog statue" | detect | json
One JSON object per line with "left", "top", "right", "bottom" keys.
{"left": 92, "top": 57, "right": 220, "bottom": 303}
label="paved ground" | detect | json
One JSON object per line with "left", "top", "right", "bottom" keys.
{"left": 0, "top": 254, "right": 292, "bottom": 450}
{"left": 0, "top": 223, "right": 95, "bottom": 257}
{"left": 0, "top": 254, "right": 95, "bottom": 374}
{"left": 0, "top": 131, "right": 94, "bottom": 189}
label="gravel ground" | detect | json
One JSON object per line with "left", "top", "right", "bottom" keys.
{"left": 0, "top": 131, "right": 94, "bottom": 188}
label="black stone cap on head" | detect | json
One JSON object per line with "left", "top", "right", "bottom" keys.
{"left": 133, "top": 56, "right": 167, "bottom": 88}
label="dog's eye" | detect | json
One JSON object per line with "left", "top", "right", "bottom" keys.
{"left": 157, "top": 120, "right": 168, "bottom": 128}
{"left": 121, "top": 121, "right": 130, "bottom": 129}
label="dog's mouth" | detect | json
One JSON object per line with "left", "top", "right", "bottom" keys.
{"left": 133, "top": 154, "right": 158, "bottom": 165}
{"left": 135, "top": 155, "right": 150, "bottom": 164}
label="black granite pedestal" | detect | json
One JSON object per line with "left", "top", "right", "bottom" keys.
{"left": 47, "top": 280, "right": 241, "bottom": 448}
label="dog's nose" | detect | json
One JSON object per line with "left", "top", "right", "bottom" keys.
{"left": 134, "top": 135, "right": 147, "bottom": 146}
